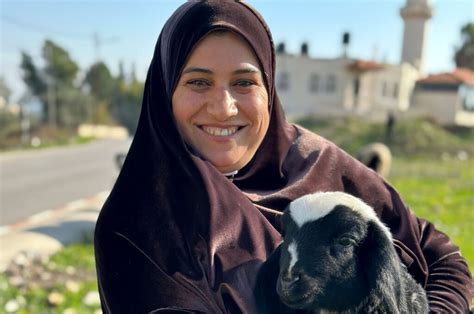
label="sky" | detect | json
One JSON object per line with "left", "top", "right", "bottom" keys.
{"left": 1, "top": 0, "right": 473, "bottom": 103}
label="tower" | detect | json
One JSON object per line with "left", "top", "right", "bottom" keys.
{"left": 400, "top": 0, "right": 434, "bottom": 72}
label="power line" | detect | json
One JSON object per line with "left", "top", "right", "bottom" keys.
{"left": 2, "top": 14, "right": 90, "bottom": 39}
{"left": 3, "top": 14, "right": 120, "bottom": 60}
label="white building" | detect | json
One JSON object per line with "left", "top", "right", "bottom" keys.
{"left": 276, "top": 54, "right": 419, "bottom": 121}
{"left": 274, "top": 0, "right": 474, "bottom": 126}
{"left": 408, "top": 69, "right": 474, "bottom": 126}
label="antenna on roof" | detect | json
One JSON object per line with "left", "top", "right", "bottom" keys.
{"left": 342, "top": 32, "right": 350, "bottom": 58}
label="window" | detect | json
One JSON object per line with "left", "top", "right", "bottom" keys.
{"left": 326, "top": 74, "right": 336, "bottom": 93}
{"left": 460, "top": 85, "right": 474, "bottom": 112}
{"left": 309, "top": 74, "right": 320, "bottom": 92}
{"left": 393, "top": 83, "right": 399, "bottom": 98}
{"left": 277, "top": 72, "right": 290, "bottom": 91}
{"left": 353, "top": 78, "right": 360, "bottom": 96}
{"left": 381, "top": 81, "right": 388, "bottom": 97}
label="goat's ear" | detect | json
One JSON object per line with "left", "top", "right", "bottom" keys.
{"left": 360, "top": 220, "right": 400, "bottom": 312}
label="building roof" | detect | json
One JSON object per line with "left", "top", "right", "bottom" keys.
{"left": 347, "top": 60, "right": 385, "bottom": 72}
{"left": 417, "top": 68, "right": 474, "bottom": 86}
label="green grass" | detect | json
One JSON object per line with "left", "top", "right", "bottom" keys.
{"left": 389, "top": 158, "right": 474, "bottom": 268}
{"left": 0, "top": 244, "right": 100, "bottom": 314}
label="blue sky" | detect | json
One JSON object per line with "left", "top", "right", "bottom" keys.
{"left": 1, "top": 0, "right": 473, "bottom": 102}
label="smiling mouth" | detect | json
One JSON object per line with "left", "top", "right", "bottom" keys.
{"left": 200, "top": 126, "right": 242, "bottom": 137}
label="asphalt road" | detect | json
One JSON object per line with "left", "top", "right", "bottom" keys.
{"left": 0, "top": 138, "right": 132, "bottom": 226}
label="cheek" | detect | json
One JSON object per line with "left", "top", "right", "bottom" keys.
{"left": 240, "top": 98, "right": 269, "bottom": 132}
{"left": 172, "top": 93, "right": 200, "bottom": 128}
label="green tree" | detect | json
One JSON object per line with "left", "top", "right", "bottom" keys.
{"left": 111, "top": 72, "right": 143, "bottom": 133}
{"left": 20, "top": 39, "right": 91, "bottom": 128}
{"left": 84, "top": 61, "right": 115, "bottom": 103}
{"left": 20, "top": 52, "right": 47, "bottom": 97}
{"left": 455, "top": 23, "right": 474, "bottom": 70}
{"left": 42, "top": 40, "right": 79, "bottom": 87}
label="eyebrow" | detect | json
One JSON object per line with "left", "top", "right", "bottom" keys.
{"left": 181, "top": 66, "right": 261, "bottom": 75}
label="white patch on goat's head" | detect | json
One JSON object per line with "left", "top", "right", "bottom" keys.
{"left": 288, "top": 192, "right": 392, "bottom": 240}
{"left": 287, "top": 241, "right": 299, "bottom": 273}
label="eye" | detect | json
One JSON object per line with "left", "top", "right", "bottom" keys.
{"left": 187, "top": 79, "right": 211, "bottom": 89}
{"left": 233, "top": 80, "right": 255, "bottom": 88}
{"left": 337, "top": 236, "right": 355, "bottom": 247}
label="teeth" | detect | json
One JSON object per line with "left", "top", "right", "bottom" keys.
{"left": 202, "top": 126, "right": 238, "bottom": 136}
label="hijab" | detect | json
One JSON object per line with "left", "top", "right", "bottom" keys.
{"left": 95, "top": 1, "right": 472, "bottom": 312}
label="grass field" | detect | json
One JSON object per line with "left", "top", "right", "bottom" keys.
{"left": 389, "top": 158, "right": 474, "bottom": 268}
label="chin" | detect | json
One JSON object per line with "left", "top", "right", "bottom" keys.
{"left": 206, "top": 155, "right": 245, "bottom": 173}
{"left": 276, "top": 281, "right": 319, "bottom": 310}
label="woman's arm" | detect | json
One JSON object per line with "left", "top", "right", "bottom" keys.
{"left": 384, "top": 184, "right": 472, "bottom": 313}
{"left": 94, "top": 230, "right": 211, "bottom": 313}
{"left": 417, "top": 218, "right": 472, "bottom": 313}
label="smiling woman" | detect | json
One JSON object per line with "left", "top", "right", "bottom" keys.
{"left": 94, "top": 1, "right": 472, "bottom": 313}
{"left": 172, "top": 31, "right": 270, "bottom": 173}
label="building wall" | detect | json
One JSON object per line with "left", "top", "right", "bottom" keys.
{"left": 411, "top": 90, "right": 459, "bottom": 124}
{"left": 275, "top": 54, "right": 421, "bottom": 121}
{"left": 276, "top": 55, "right": 350, "bottom": 119}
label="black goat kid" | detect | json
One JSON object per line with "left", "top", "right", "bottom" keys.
{"left": 255, "top": 192, "right": 428, "bottom": 314}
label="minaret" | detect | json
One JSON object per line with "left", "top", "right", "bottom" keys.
{"left": 400, "top": 0, "right": 434, "bottom": 72}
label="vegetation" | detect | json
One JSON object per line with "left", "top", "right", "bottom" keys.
{"left": 0, "top": 39, "right": 143, "bottom": 152}
{"left": 0, "top": 243, "right": 99, "bottom": 313}
{"left": 455, "top": 22, "right": 474, "bottom": 70}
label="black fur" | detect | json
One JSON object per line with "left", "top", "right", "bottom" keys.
{"left": 255, "top": 201, "right": 429, "bottom": 314}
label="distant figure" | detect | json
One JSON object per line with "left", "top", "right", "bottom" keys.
{"left": 385, "top": 111, "right": 396, "bottom": 143}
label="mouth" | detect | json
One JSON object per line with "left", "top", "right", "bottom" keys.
{"left": 277, "top": 284, "right": 318, "bottom": 309}
{"left": 280, "top": 290, "right": 316, "bottom": 309}
{"left": 199, "top": 125, "right": 244, "bottom": 137}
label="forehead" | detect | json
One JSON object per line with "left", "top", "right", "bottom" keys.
{"left": 184, "top": 31, "right": 261, "bottom": 70}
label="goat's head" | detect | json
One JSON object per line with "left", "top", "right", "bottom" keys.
{"left": 277, "top": 192, "right": 393, "bottom": 311}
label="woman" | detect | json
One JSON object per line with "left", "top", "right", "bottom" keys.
{"left": 94, "top": 1, "right": 472, "bottom": 313}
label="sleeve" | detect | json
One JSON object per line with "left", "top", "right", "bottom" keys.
{"left": 417, "top": 218, "right": 472, "bottom": 313}
{"left": 94, "top": 229, "right": 212, "bottom": 314}
{"left": 384, "top": 185, "right": 472, "bottom": 313}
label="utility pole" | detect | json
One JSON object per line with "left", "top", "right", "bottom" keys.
{"left": 46, "top": 44, "right": 57, "bottom": 128}
{"left": 92, "top": 32, "right": 119, "bottom": 61}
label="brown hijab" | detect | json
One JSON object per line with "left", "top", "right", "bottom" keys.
{"left": 94, "top": 1, "right": 472, "bottom": 313}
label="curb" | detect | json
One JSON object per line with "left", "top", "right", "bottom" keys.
{"left": 0, "top": 191, "right": 109, "bottom": 237}
{"left": 0, "top": 190, "right": 110, "bottom": 271}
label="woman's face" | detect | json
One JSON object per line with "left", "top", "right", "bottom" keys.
{"left": 172, "top": 31, "right": 270, "bottom": 173}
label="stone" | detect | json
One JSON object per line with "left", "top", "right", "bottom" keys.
{"left": 47, "top": 291, "right": 65, "bottom": 306}
{"left": 65, "top": 266, "right": 76, "bottom": 275}
{"left": 4, "top": 299, "right": 20, "bottom": 313}
{"left": 65, "top": 280, "right": 81, "bottom": 293}
{"left": 83, "top": 291, "right": 101, "bottom": 306}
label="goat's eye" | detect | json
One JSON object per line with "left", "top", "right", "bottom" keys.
{"left": 338, "top": 237, "right": 354, "bottom": 247}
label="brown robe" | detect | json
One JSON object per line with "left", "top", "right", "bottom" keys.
{"left": 94, "top": 1, "right": 472, "bottom": 313}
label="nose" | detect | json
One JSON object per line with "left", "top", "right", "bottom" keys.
{"left": 206, "top": 87, "right": 238, "bottom": 120}
{"left": 279, "top": 271, "right": 301, "bottom": 290}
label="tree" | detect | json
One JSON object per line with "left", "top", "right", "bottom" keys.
{"left": 84, "top": 61, "right": 115, "bottom": 103}
{"left": 20, "top": 39, "right": 86, "bottom": 128}
{"left": 42, "top": 39, "right": 79, "bottom": 87}
{"left": 20, "top": 53, "right": 47, "bottom": 97}
{"left": 455, "top": 23, "right": 474, "bottom": 70}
